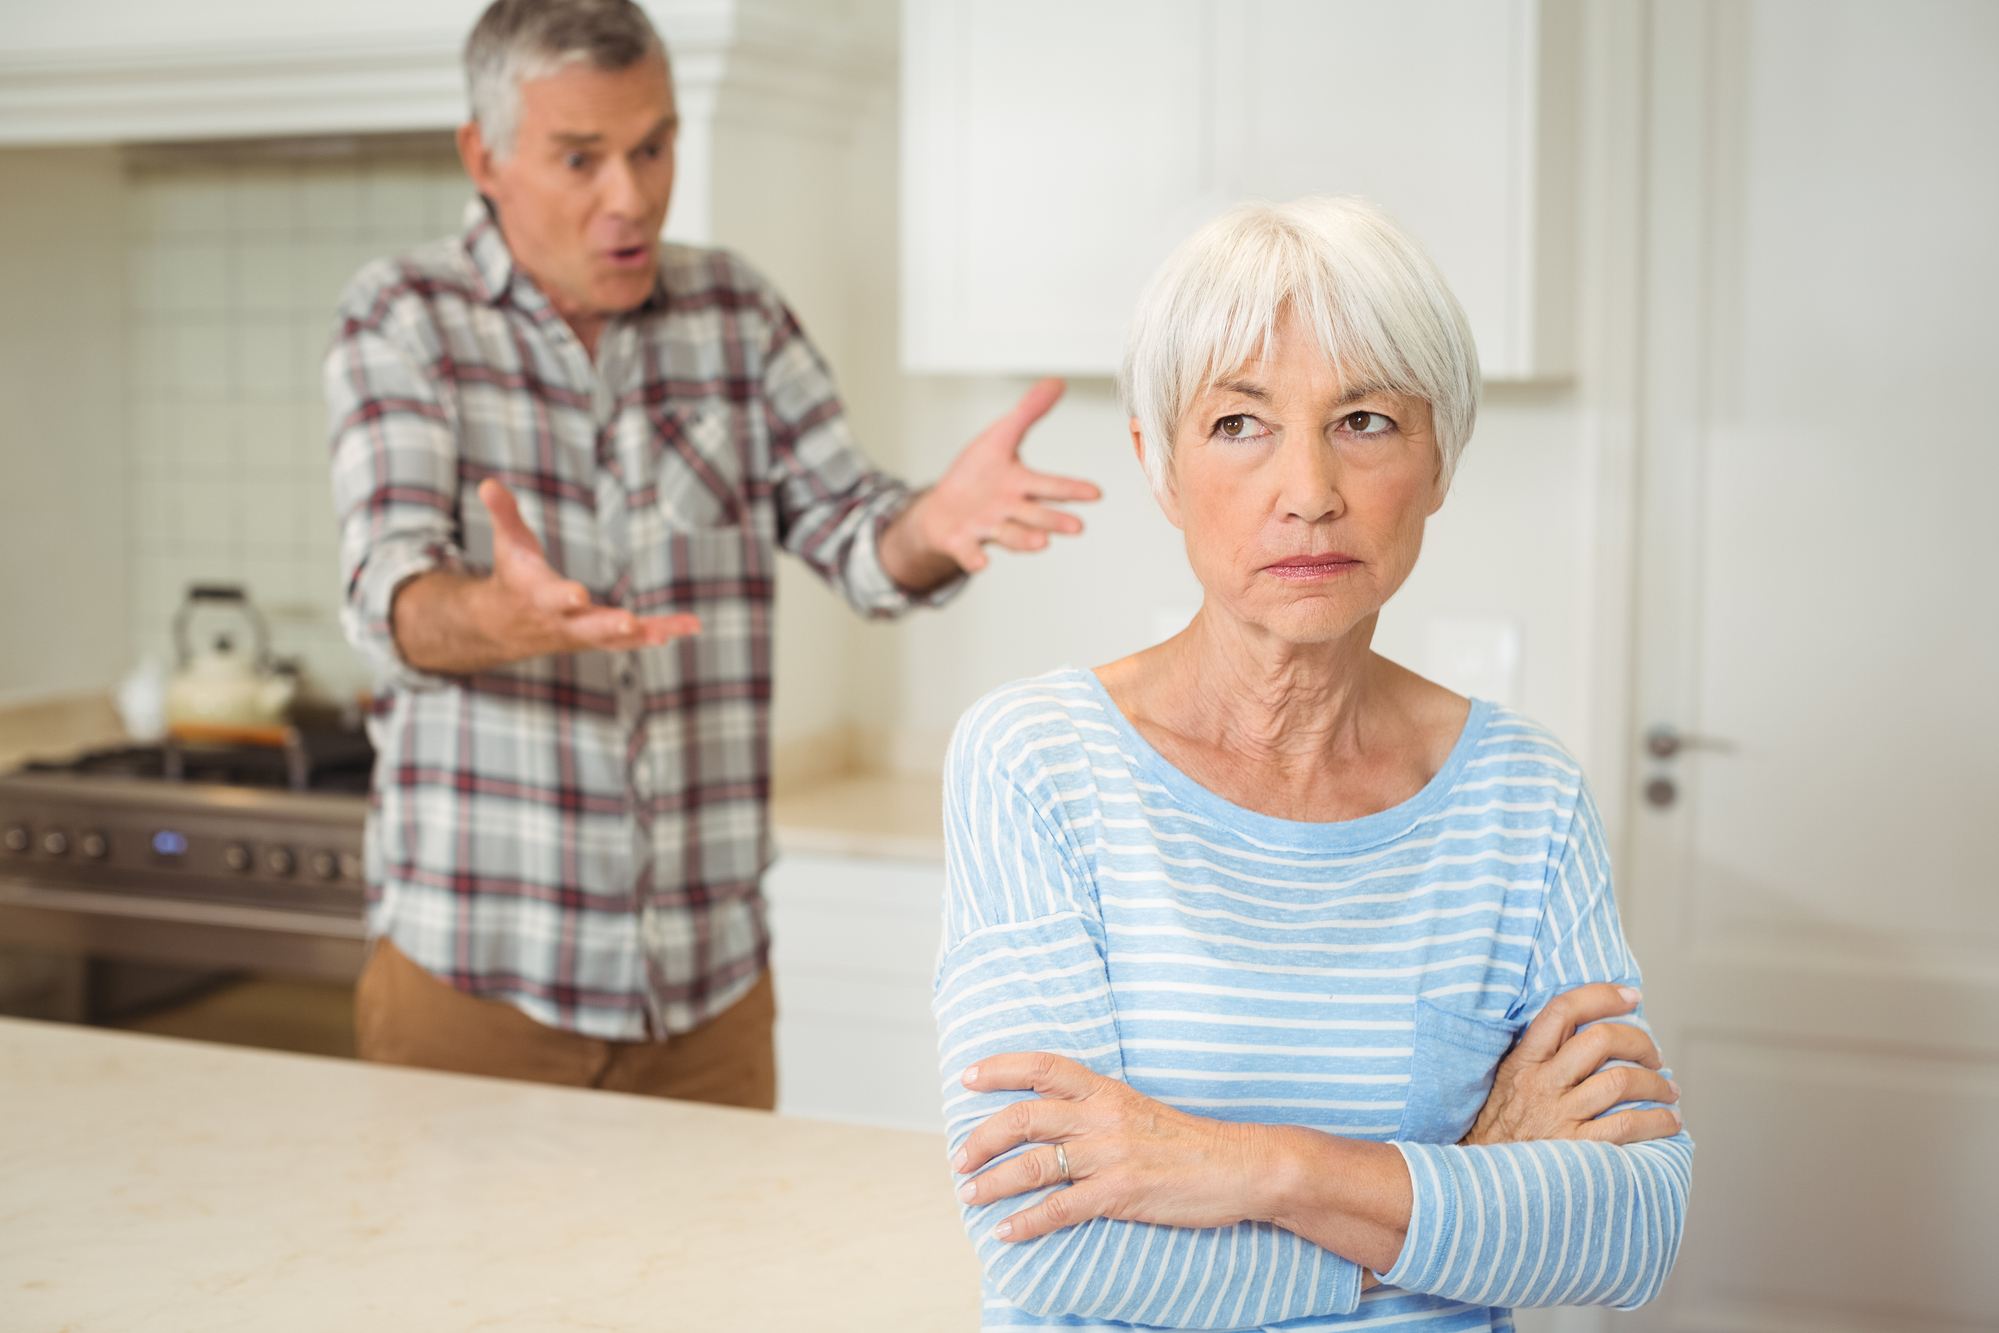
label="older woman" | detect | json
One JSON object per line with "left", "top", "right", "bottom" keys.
{"left": 935, "top": 196, "right": 1692, "bottom": 1330}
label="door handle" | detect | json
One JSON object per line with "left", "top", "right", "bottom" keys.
{"left": 1645, "top": 726, "right": 1737, "bottom": 760}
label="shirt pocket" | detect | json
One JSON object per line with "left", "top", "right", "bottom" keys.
{"left": 648, "top": 403, "right": 745, "bottom": 532}
{"left": 1396, "top": 995, "right": 1524, "bottom": 1143}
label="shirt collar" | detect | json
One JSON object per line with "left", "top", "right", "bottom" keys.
{"left": 460, "top": 197, "right": 672, "bottom": 317}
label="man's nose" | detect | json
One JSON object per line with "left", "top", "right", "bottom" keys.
{"left": 1275, "top": 433, "right": 1344, "bottom": 524}
{"left": 601, "top": 154, "right": 645, "bottom": 218}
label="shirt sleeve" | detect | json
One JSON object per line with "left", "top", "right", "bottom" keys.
{"left": 324, "top": 272, "right": 465, "bottom": 693}
{"left": 936, "top": 717, "right": 1364, "bottom": 1327}
{"left": 753, "top": 275, "right": 967, "bottom": 619}
{"left": 1381, "top": 787, "right": 1694, "bottom": 1309}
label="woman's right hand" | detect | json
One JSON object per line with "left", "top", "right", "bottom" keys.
{"left": 1463, "top": 983, "right": 1684, "bottom": 1147}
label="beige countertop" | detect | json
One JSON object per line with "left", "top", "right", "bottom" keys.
{"left": 0, "top": 1018, "right": 981, "bottom": 1330}
{"left": 771, "top": 772, "right": 945, "bottom": 863}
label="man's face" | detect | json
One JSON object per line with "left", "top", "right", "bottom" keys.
{"left": 460, "top": 54, "right": 677, "bottom": 320}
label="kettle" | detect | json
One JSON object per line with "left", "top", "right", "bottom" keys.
{"left": 164, "top": 585, "right": 297, "bottom": 731}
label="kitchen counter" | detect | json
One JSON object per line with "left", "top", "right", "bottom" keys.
{"left": 0, "top": 1017, "right": 982, "bottom": 1330}
{"left": 771, "top": 771, "right": 945, "bottom": 863}
{"left": 0, "top": 691, "right": 125, "bottom": 775}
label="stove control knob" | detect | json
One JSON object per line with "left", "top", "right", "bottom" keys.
{"left": 339, "top": 852, "right": 364, "bottom": 882}
{"left": 80, "top": 831, "right": 109, "bottom": 860}
{"left": 3, "top": 826, "right": 28, "bottom": 854}
{"left": 264, "top": 846, "right": 296, "bottom": 877}
{"left": 223, "top": 843, "right": 253, "bottom": 873}
{"left": 42, "top": 830, "right": 69, "bottom": 857}
{"left": 308, "top": 850, "right": 339, "bottom": 880}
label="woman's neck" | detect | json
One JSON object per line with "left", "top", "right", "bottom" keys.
{"left": 1096, "top": 605, "right": 1468, "bottom": 823}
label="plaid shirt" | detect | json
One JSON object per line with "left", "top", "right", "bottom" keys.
{"left": 328, "top": 202, "right": 947, "bottom": 1039}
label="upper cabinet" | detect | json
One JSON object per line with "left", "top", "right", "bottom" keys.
{"left": 901, "top": 0, "right": 1578, "bottom": 381}
{"left": 0, "top": 1, "right": 891, "bottom": 245}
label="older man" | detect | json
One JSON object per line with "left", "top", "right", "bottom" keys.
{"left": 328, "top": 0, "right": 1096, "bottom": 1106}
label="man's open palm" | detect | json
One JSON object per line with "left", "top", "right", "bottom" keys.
{"left": 478, "top": 478, "right": 701, "bottom": 656}
{"left": 903, "top": 378, "right": 1103, "bottom": 577}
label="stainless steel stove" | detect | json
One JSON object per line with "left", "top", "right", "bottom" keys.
{"left": 0, "top": 731, "right": 373, "bottom": 983}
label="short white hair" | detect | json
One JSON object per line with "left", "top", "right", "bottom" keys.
{"left": 465, "top": 0, "right": 667, "bottom": 161}
{"left": 1119, "top": 195, "right": 1481, "bottom": 495}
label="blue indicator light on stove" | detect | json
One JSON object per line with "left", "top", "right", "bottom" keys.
{"left": 152, "top": 830, "right": 188, "bottom": 857}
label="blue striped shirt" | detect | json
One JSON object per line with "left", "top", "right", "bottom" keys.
{"left": 934, "top": 667, "right": 1691, "bottom": 1330}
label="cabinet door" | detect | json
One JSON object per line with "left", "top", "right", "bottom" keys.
{"left": 902, "top": 0, "right": 1570, "bottom": 380}
{"left": 764, "top": 853, "right": 947, "bottom": 1132}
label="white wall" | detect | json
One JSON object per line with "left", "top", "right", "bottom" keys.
{"left": 0, "top": 147, "right": 130, "bottom": 705}
{"left": 120, "top": 143, "right": 470, "bottom": 700}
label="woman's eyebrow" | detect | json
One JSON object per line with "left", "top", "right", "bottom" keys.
{"left": 1212, "top": 378, "right": 1270, "bottom": 401}
{"left": 1333, "top": 379, "right": 1395, "bottom": 409}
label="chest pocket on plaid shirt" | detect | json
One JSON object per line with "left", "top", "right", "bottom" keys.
{"left": 648, "top": 405, "right": 745, "bottom": 531}
{"left": 1397, "top": 995, "right": 1524, "bottom": 1143}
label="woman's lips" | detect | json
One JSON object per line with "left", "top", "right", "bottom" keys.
{"left": 1262, "top": 554, "right": 1361, "bottom": 582}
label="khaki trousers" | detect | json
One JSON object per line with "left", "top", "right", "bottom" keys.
{"left": 354, "top": 938, "right": 777, "bottom": 1110}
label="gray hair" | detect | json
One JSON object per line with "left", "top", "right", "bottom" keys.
{"left": 464, "top": 0, "right": 667, "bottom": 160}
{"left": 1119, "top": 195, "right": 1481, "bottom": 495}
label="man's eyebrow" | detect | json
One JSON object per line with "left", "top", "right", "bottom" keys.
{"left": 549, "top": 115, "right": 677, "bottom": 148}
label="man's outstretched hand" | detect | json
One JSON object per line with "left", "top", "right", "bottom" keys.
{"left": 391, "top": 479, "right": 702, "bottom": 675}
{"left": 878, "top": 378, "right": 1103, "bottom": 591}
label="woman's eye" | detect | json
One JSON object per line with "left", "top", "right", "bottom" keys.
{"left": 1215, "top": 414, "right": 1264, "bottom": 439}
{"left": 1342, "top": 411, "right": 1394, "bottom": 435}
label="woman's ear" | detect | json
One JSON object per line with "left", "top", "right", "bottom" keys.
{"left": 1131, "top": 418, "right": 1185, "bottom": 529}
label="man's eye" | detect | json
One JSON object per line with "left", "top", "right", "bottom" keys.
{"left": 1342, "top": 411, "right": 1394, "bottom": 435}
{"left": 564, "top": 152, "right": 590, "bottom": 171}
{"left": 636, "top": 143, "right": 664, "bottom": 161}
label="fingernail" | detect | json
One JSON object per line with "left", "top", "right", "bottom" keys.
{"left": 952, "top": 1148, "right": 968, "bottom": 1171}
{"left": 961, "top": 1065, "right": 978, "bottom": 1085}
{"left": 1617, "top": 987, "right": 1642, "bottom": 1004}
{"left": 1669, "top": 1106, "right": 1683, "bottom": 1125}
{"left": 1668, "top": 1079, "right": 1682, "bottom": 1099}
{"left": 956, "top": 1182, "right": 976, "bottom": 1203}
{"left": 993, "top": 1221, "right": 1012, "bottom": 1240}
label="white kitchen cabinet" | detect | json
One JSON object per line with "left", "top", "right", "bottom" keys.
{"left": 763, "top": 851, "right": 946, "bottom": 1132}
{"left": 0, "top": 0, "right": 892, "bottom": 245}
{"left": 901, "top": 0, "right": 1578, "bottom": 380}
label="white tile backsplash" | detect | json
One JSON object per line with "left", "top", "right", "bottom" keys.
{"left": 126, "top": 145, "right": 468, "bottom": 698}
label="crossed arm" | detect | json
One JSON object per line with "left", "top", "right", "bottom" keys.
{"left": 937, "top": 915, "right": 1691, "bottom": 1324}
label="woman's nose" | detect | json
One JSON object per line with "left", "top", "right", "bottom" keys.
{"left": 1274, "top": 435, "right": 1344, "bottom": 523}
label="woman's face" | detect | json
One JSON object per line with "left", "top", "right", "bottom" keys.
{"left": 1141, "top": 315, "right": 1446, "bottom": 648}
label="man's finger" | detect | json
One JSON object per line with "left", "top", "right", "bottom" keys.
{"left": 1021, "top": 471, "right": 1103, "bottom": 504}
{"left": 976, "top": 377, "right": 1067, "bottom": 455}
{"left": 478, "top": 479, "right": 548, "bottom": 563}
{"left": 1512, "top": 983, "right": 1643, "bottom": 1064}
{"left": 1575, "top": 1105, "right": 1684, "bottom": 1147}
{"left": 989, "top": 520, "right": 1051, "bottom": 552}
{"left": 1007, "top": 502, "right": 1086, "bottom": 535}
{"left": 634, "top": 613, "right": 703, "bottom": 644}
{"left": 566, "top": 609, "right": 702, "bottom": 650}
{"left": 530, "top": 576, "right": 592, "bottom": 614}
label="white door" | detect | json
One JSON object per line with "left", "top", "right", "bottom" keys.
{"left": 1621, "top": 3, "right": 1999, "bottom": 1329}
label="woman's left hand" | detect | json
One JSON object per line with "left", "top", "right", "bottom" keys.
{"left": 953, "top": 1052, "right": 1276, "bottom": 1243}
